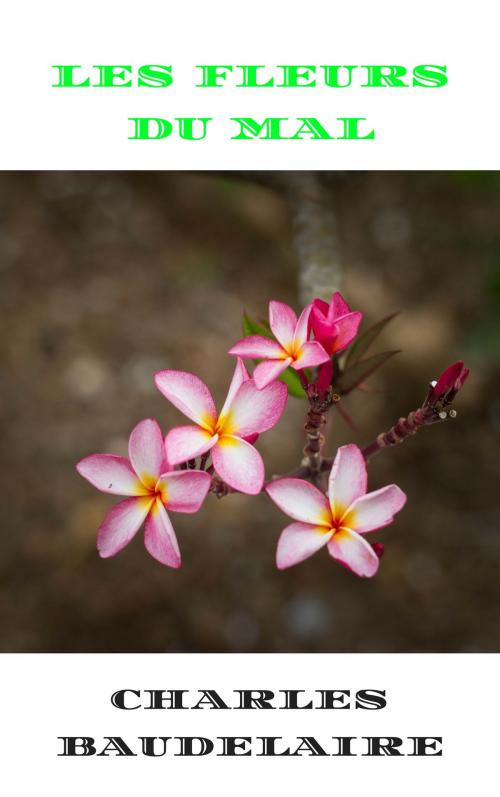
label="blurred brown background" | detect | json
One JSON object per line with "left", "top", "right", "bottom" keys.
{"left": 1, "top": 171, "right": 499, "bottom": 652}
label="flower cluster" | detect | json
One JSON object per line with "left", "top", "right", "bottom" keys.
{"left": 77, "top": 293, "right": 468, "bottom": 576}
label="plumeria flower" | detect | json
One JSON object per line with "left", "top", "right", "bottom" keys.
{"left": 155, "top": 359, "right": 287, "bottom": 495}
{"left": 266, "top": 444, "right": 406, "bottom": 576}
{"left": 311, "top": 292, "right": 363, "bottom": 355}
{"left": 228, "top": 300, "right": 330, "bottom": 390}
{"left": 76, "top": 419, "right": 210, "bottom": 568}
{"left": 311, "top": 292, "right": 363, "bottom": 391}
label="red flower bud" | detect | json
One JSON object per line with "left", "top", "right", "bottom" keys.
{"left": 430, "top": 361, "right": 469, "bottom": 405}
{"left": 371, "top": 543, "right": 385, "bottom": 560}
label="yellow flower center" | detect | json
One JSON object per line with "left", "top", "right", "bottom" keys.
{"left": 201, "top": 410, "right": 236, "bottom": 437}
{"left": 330, "top": 503, "right": 356, "bottom": 533}
{"left": 284, "top": 340, "right": 301, "bottom": 361}
{"left": 139, "top": 473, "right": 168, "bottom": 504}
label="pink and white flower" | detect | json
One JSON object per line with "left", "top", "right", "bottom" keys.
{"left": 155, "top": 359, "right": 287, "bottom": 495}
{"left": 266, "top": 444, "right": 406, "bottom": 576}
{"left": 76, "top": 418, "right": 210, "bottom": 568}
{"left": 228, "top": 300, "right": 330, "bottom": 390}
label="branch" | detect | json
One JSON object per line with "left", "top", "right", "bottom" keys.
{"left": 361, "top": 407, "right": 456, "bottom": 462}
{"left": 286, "top": 172, "right": 343, "bottom": 304}
{"left": 318, "top": 404, "right": 457, "bottom": 472}
{"left": 301, "top": 386, "right": 339, "bottom": 478}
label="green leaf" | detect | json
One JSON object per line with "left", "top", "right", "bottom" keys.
{"left": 344, "top": 312, "right": 399, "bottom": 368}
{"left": 242, "top": 311, "right": 271, "bottom": 339}
{"left": 279, "top": 367, "right": 307, "bottom": 398}
{"left": 242, "top": 311, "right": 307, "bottom": 398}
{"left": 242, "top": 311, "right": 254, "bottom": 337}
{"left": 336, "top": 350, "right": 400, "bottom": 395}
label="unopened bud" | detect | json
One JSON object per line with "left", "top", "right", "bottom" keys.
{"left": 448, "top": 409, "right": 457, "bottom": 419}
{"left": 438, "top": 411, "right": 447, "bottom": 420}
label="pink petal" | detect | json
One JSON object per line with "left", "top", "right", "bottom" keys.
{"left": 212, "top": 436, "right": 264, "bottom": 494}
{"left": 224, "top": 378, "right": 287, "bottom": 435}
{"left": 228, "top": 335, "right": 284, "bottom": 360}
{"left": 162, "top": 449, "right": 174, "bottom": 474}
{"left": 312, "top": 298, "right": 329, "bottom": 319}
{"left": 329, "top": 291, "right": 351, "bottom": 320}
{"left": 144, "top": 499, "right": 181, "bottom": 568}
{"left": 346, "top": 484, "right": 407, "bottom": 533}
{"left": 293, "top": 340, "right": 330, "bottom": 370}
{"left": 76, "top": 454, "right": 145, "bottom": 496}
{"left": 154, "top": 370, "right": 217, "bottom": 428}
{"left": 276, "top": 521, "right": 332, "bottom": 569}
{"left": 219, "top": 358, "right": 250, "bottom": 419}
{"left": 97, "top": 497, "right": 152, "bottom": 558}
{"left": 128, "top": 418, "right": 164, "bottom": 486}
{"left": 266, "top": 478, "right": 332, "bottom": 526}
{"left": 311, "top": 309, "right": 337, "bottom": 348}
{"left": 253, "top": 358, "right": 291, "bottom": 390}
{"left": 269, "top": 300, "right": 297, "bottom": 349}
{"left": 164, "top": 425, "right": 218, "bottom": 466}
{"left": 331, "top": 312, "right": 363, "bottom": 353}
{"left": 292, "top": 304, "right": 313, "bottom": 349}
{"left": 328, "top": 528, "right": 380, "bottom": 578}
{"left": 311, "top": 312, "right": 362, "bottom": 355}
{"left": 328, "top": 444, "right": 367, "bottom": 517}
{"left": 159, "top": 470, "right": 211, "bottom": 513}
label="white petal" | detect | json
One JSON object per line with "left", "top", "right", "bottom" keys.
{"left": 328, "top": 444, "right": 367, "bottom": 519}
{"left": 276, "top": 521, "right": 332, "bottom": 569}
{"left": 128, "top": 418, "right": 164, "bottom": 486}
{"left": 328, "top": 528, "right": 380, "bottom": 578}
{"left": 154, "top": 370, "right": 217, "bottom": 429}
{"left": 346, "top": 485, "right": 407, "bottom": 533}
{"left": 144, "top": 499, "right": 181, "bottom": 568}
{"left": 266, "top": 478, "right": 332, "bottom": 526}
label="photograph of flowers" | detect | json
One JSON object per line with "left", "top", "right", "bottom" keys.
{"left": 1, "top": 170, "right": 498, "bottom": 653}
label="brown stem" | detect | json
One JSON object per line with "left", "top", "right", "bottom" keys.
{"left": 361, "top": 405, "right": 453, "bottom": 463}
{"left": 210, "top": 477, "right": 236, "bottom": 499}
{"left": 303, "top": 405, "right": 327, "bottom": 475}
{"left": 302, "top": 386, "right": 339, "bottom": 473}
{"left": 200, "top": 452, "right": 210, "bottom": 470}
